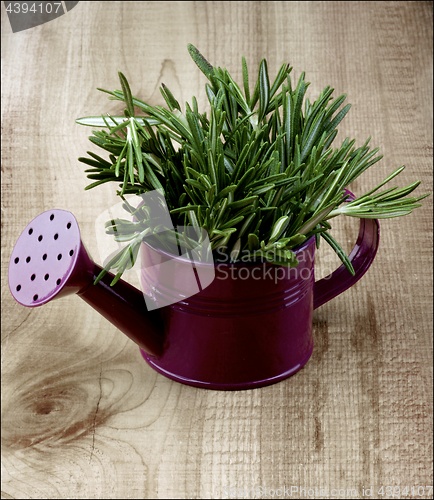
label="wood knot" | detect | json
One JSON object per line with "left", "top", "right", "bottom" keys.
{"left": 2, "top": 373, "right": 110, "bottom": 450}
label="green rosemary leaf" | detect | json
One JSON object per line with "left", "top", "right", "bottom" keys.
{"left": 85, "top": 172, "right": 116, "bottom": 180}
{"left": 230, "top": 238, "right": 242, "bottom": 261}
{"left": 234, "top": 167, "right": 256, "bottom": 193}
{"left": 213, "top": 227, "right": 237, "bottom": 248}
{"left": 129, "top": 118, "right": 139, "bottom": 148}
{"left": 83, "top": 151, "right": 113, "bottom": 168}
{"left": 115, "top": 142, "right": 127, "bottom": 177}
{"left": 265, "top": 248, "right": 298, "bottom": 266}
{"left": 248, "top": 233, "right": 260, "bottom": 252}
{"left": 186, "top": 105, "right": 205, "bottom": 157}
{"left": 85, "top": 178, "right": 116, "bottom": 190}
{"left": 269, "top": 215, "right": 290, "bottom": 242}
{"left": 143, "top": 156, "right": 163, "bottom": 191}
{"left": 298, "top": 203, "right": 337, "bottom": 234}
{"left": 252, "top": 184, "right": 276, "bottom": 195}
{"left": 283, "top": 89, "right": 294, "bottom": 161}
{"left": 247, "top": 173, "right": 286, "bottom": 189}
{"left": 249, "top": 77, "right": 260, "bottom": 111}
{"left": 323, "top": 129, "right": 338, "bottom": 150}
{"left": 185, "top": 178, "right": 208, "bottom": 191}
{"left": 300, "top": 112, "right": 325, "bottom": 162}
{"left": 205, "top": 84, "right": 217, "bottom": 106}
{"left": 321, "top": 230, "right": 355, "bottom": 275}
{"left": 187, "top": 209, "right": 201, "bottom": 230}
{"left": 238, "top": 213, "right": 257, "bottom": 239}
{"left": 324, "top": 103, "right": 351, "bottom": 133}
{"left": 303, "top": 86, "right": 333, "bottom": 134}
{"left": 134, "top": 144, "right": 145, "bottom": 183}
{"left": 79, "top": 157, "right": 108, "bottom": 169}
{"left": 118, "top": 72, "right": 135, "bottom": 117}
{"left": 206, "top": 184, "right": 217, "bottom": 205}
{"left": 102, "top": 116, "right": 126, "bottom": 139}
{"left": 358, "top": 166, "right": 407, "bottom": 199}
{"left": 292, "top": 73, "right": 309, "bottom": 137}
{"left": 170, "top": 204, "right": 203, "bottom": 215}
{"left": 210, "top": 199, "right": 227, "bottom": 229}
{"left": 76, "top": 116, "right": 138, "bottom": 127}
{"left": 277, "top": 233, "right": 306, "bottom": 248}
{"left": 375, "top": 181, "right": 421, "bottom": 202}
{"left": 242, "top": 56, "right": 250, "bottom": 103}
{"left": 127, "top": 142, "right": 134, "bottom": 185}
{"left": 220, "top": 215, "right": 245, "bottom": 229}
{"left": 323, "top": 94, "right": 347, "bottom": 120}
{"left": 187, "top": 44, "right": 214, "bottom": 80}
{"left": 222, "top": 73, "right": 251, "bottom": 116}
{"left": 258, "top": 59, "right": 270, "bottom": 123}
{"left": 160, "top": 83, "right": 181, "bottom": 111}
{"left": 88, "top": 135, "right": 122, "bottom": 155}
{"left": 228, "top": 196, "right": 258, "bottom": 209}
{"left": 269, "top": 63, "right": 292, "bottom": 101}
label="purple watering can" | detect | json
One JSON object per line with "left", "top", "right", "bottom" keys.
{"left": 8, "top": 206, "right": 379, "bottom": 390}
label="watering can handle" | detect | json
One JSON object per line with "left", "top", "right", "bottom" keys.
{"left": 313, "top": 191, "right": 380, "bottom": 310}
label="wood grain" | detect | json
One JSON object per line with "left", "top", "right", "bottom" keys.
{"left": 1, "top": 2, "right": 432, "bottom": 498}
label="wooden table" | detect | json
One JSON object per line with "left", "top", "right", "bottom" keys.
{"left": 1, "top": 2, "right": 432, "bottom": 498}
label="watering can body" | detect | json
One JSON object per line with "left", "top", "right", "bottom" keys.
{"left": 140, "top": 236, "right": 316, "bottom": 389}
{"left": 141, "top": 215, "right": 379, "bottom": 389}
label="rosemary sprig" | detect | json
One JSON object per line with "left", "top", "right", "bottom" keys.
{"left": 77, "top": 44, "right": 428, "bottom": 284}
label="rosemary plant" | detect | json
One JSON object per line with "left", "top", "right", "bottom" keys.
{"left": 77, "top": 44, "right": 427, "bottom": 284}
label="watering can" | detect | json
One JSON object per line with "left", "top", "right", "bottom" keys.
{"left": 8, "top": 204, "right": 379, "bottom": 390}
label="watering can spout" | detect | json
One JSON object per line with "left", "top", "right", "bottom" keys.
{"left": 78, "top": 261, "right": 165, "bottom": 356}
{"left": 8, "top": 209, "right": 165, "bottom": 356}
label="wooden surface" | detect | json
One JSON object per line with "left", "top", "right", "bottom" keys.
{"left": 1, "top": 2, "right": 433, "bottom": 498}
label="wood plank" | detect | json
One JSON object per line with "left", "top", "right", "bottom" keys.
{"left": 2, "top": 2, "right": 432, "bottom": 498}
